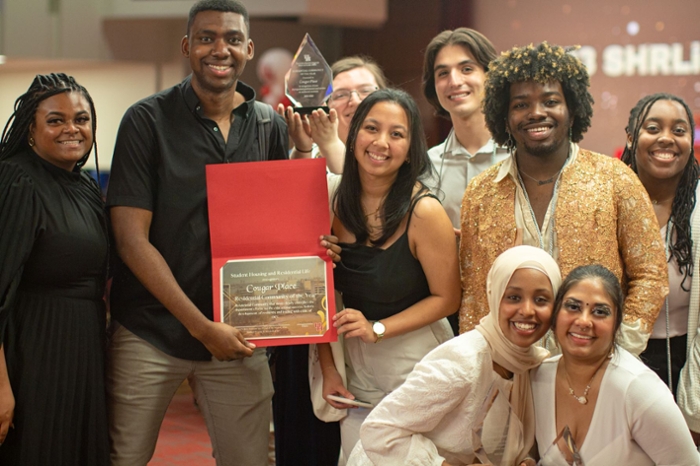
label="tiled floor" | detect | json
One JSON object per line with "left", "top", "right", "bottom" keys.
{"left": 149, "top": 390, "right": 275, "bottom": 465}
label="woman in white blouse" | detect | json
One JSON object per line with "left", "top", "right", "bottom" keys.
{"left": 530, "top": 264, "right": 699, "bottom": 465}
{"left": 347, "top": 245, "right": 562, "bottom": 466}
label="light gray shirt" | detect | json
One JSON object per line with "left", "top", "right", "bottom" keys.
{"left": 427, "top": 130, "right": 509, "bottom": 228}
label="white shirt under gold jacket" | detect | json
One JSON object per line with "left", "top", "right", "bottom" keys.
{"left": 459, "top": 144, "right": 668, "bottom": 355}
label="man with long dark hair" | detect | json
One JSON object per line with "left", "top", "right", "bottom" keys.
{"left": 423, "top": 28, "right": 509, "bottom": 230}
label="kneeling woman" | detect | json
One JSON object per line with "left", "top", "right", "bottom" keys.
{"left": 348, "top": 245, "right": 562, "bottom": 466}
{"left": 531, "top": 265, "right": 699, "bottom": 465}
{"left": 318, "top": 88, "right": 461, "bottom": 460}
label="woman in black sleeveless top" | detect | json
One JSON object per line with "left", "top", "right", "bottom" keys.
{"left": 318, "top": 89, "right": 461, "bottom": 461}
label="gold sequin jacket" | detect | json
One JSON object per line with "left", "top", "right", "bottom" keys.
{"left": 459, "top": 148, "right": 668, "bottom": 354}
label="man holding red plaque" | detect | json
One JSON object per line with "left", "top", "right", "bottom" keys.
{"left": 105, "top": 0, "right": 288, "bottom": 464}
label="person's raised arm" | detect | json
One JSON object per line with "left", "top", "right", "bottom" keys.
{"left": 277, "top": 104, "right": 314, "bottom": 159}
{"left": 309, "top": 109, "right": 346, "bottom": 174}
{"left": 110, "top": 206, "right": 255, "bottom": 360}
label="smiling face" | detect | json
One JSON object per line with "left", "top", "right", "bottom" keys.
{"left": 30, "top": 91, "right": 93, "bottom": 171}
{"left": 433, "top": 44, "right": 486, "bottom": 122}
{"left": 353, "top": 101, "right": 410, "bottom": 181}
{"left": 507, "top": 80, "right": 572, "bottom": 158}
{"left": 329, "top": 67, "right": 380, "bottom": 143}
{"left": 554, "top": 278, "right": 617, "bottom": 362}
{"left": 632, "top": 99, "right": 692, "bottom": 185}
{"left": 182, "top": 10, "right": 254, "bottom": 96}
{"left": 498, "top": 268, "right": 555, "bottom": 348}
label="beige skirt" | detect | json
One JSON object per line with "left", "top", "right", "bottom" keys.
{"left": 343, "top": 318, "right": 453, "bottom": 406}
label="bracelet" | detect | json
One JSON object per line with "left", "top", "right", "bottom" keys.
{"left": 295, "top": 146, "right": 313, "bottom": 153}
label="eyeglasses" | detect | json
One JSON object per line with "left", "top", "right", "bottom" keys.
{"left": 327, "top": 85, "right": 378, "bottom": 104}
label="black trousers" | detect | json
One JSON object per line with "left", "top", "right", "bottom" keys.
{"left": 640, "top": 334, "right": 687, "bottom": 397}
{"left": 271, "top": 345, "right": 341, "bottom": 466}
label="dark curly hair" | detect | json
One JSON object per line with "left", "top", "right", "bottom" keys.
{"left": 422, "top": 28, "right": 497, "bottom": 119}
{"left": 621, "top": 93, "right": 699, "bottom": 290}
{"left": 483, "top": 42, "right": 594, "bottom": 150}
{"left": 0, "top": 73, "right": 99, "bottom": 176}
{"left": 335, "top": 88, "right": 433, "bottom": 247}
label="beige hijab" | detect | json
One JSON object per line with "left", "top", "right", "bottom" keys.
{"left": 476, "top": 245, "right": 562, "bottom": 464}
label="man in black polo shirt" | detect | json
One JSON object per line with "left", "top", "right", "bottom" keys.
{"left": 105, "top": 0, "right": 287, "bottom": 464}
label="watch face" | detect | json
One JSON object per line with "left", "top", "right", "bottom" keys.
{"left": 373, "top": 321, "right": 386, "bottom": 335}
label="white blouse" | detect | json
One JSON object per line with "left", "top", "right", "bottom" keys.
{"left": 347, "top": 331, "right": 512, "bottom": 466}
{"left": 532, "top": 350, "right": 699, "bottom": 465}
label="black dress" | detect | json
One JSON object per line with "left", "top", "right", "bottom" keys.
{"left": 0, "top": 150, "right": 109, "bottom": 465}
{"left": 333, "top": 193, "right": 434, "bottom": 322}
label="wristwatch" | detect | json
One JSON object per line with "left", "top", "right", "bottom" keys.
{"left": 372, "top": 321, "right": 386, "bottom": 343}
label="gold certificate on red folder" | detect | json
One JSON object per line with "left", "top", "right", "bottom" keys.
{"left": 206, "top": 158, "right": 337, "bottom": 347}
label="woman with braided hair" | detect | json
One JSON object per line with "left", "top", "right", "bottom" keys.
{"left": 0, "top": 73, "right": 109, "bottom": 464}
{"left": 621, "top": 93, "right": 700, "bottom": 444}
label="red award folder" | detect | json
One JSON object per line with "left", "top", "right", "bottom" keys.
{"left": 206, "top": 158, "right": 337, "bottom": 347}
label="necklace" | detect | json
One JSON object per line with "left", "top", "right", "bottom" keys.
{"left": 516, "top": 171, "right": 561, "bottom": 256}
{"left": 518, "top": 167, "right": 562, "bottom": 186}
{"left": 514, "top": 145, "right": 570, "bottom": 255}
{"left": 564, "top": 358, "right": 608, "bottom": 405}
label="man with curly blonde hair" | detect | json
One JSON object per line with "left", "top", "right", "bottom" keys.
{"left": 459, "top": 42, "right": 668, "bottom": 356}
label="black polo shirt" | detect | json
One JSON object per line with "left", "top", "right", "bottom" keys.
{"left": 106, "top": 76, "right": 288, "bottom": 360}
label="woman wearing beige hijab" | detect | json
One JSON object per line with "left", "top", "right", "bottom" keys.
{"left": 346, "top": 245, "right": 562, "bottom": 465}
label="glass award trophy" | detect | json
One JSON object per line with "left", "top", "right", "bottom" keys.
{"left": 471, "top": 381, "right": 524, "bottom": 466}
{"left": 537, "top": 425, "right": 585, "bottom": 466}
{"left": 284, "top": 33, "right": 333, "bottom": 114}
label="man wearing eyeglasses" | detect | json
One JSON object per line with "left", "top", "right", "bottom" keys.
{"left": 423, "top": 28, "right": 509, "bottom": 231}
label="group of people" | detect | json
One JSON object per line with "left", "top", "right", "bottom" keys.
{"left": 0, "top": 0, "right": 699, "bottom": 465}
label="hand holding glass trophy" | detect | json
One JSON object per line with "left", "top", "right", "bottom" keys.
{"left": 285, "top": 33, "right": 333, "bottom": 114}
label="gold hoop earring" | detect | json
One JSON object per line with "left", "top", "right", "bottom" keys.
{"left": 28, "top": 137, "right": 35, "bottom": 147}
